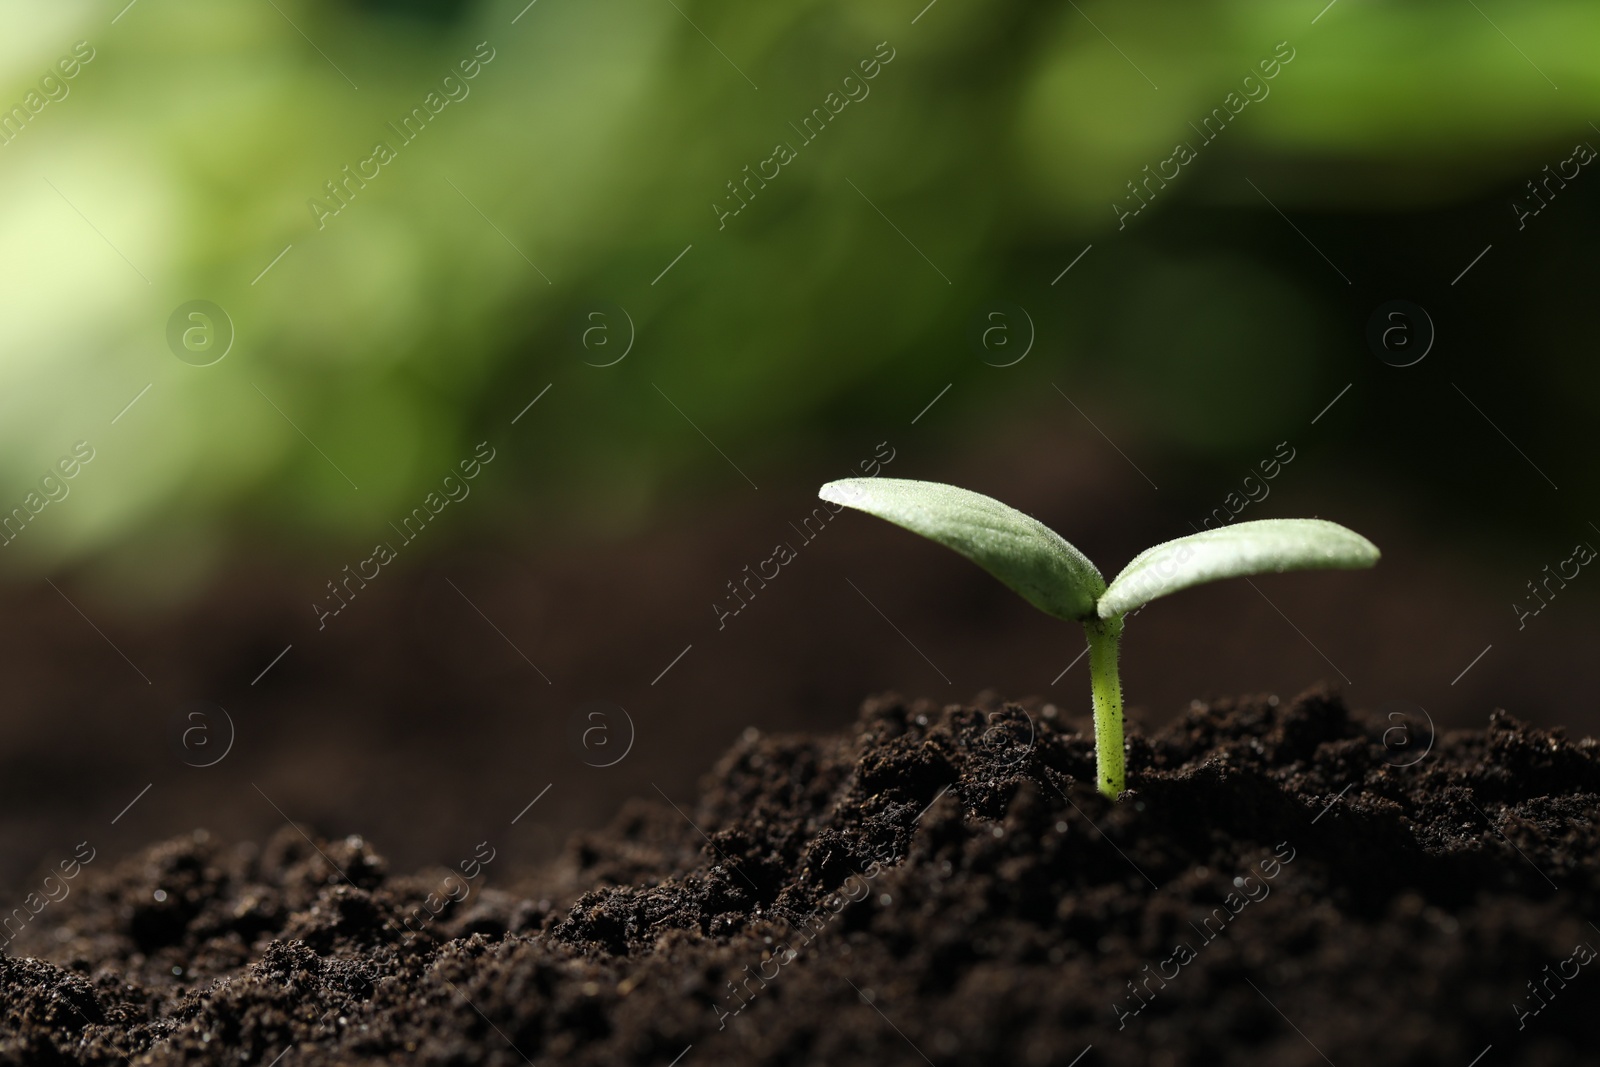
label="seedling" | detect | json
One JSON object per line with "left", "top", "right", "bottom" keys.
{"left": 819, "top": 478, "right": 1379, "bottom": 798}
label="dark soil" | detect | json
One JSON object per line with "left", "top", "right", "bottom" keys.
{"left": 4, "top": 687, "right": 1598, "bottom": 1066}
{"left": 9, "top": 417, "right": 1597, "bottom": 899}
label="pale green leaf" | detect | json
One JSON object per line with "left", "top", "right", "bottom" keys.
{"left": 819, "top": 478, "right": 1105, "bottom": 621}
{"left": 1098, "top": 519, "right": 1380, "bottom": 618}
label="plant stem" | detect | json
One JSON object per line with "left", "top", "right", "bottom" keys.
{"left": 1084, "top": 615, "right": 1126, "bottom": 798}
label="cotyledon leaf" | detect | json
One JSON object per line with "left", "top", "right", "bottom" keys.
{"left": 1097, "top": 519, "right": 1380, "bottom": 619}
{"left": 819, "top": 478, "right": 1105, "bottom": 621}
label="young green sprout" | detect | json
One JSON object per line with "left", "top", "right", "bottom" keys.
{"left": 819, "top": 478, "right": 1379, "bottom": 799}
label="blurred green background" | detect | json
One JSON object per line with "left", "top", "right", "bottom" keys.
{"left": 2, "top": 0, "right": 1594, "bottom": 584}
{"left": 4, "top": 0, "right": 1600, "bottom": 888}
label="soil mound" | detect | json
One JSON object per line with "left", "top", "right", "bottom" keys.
{"left": 4, "top": 687, "right": 1597, "bottom": 1065}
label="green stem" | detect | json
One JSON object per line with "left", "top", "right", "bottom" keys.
{"left": 1084, "top": 615, "right": 1126, "bottom": 798}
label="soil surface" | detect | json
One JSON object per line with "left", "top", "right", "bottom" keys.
{"left": 8, "top": 416, "right": 1597, "bottom": 900}
{"left": 4, "top": 686, "right": 1597, "bottom": 1066}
